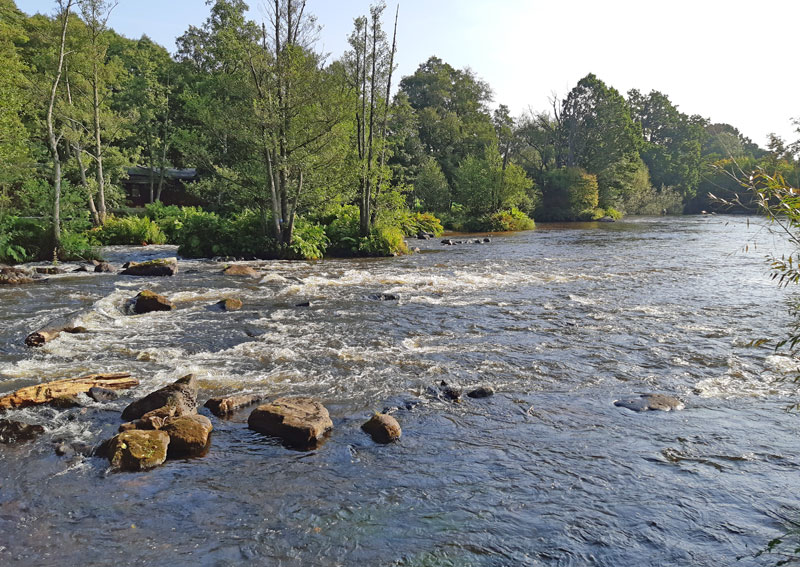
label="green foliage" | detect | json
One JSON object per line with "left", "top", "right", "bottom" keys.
{"left": 414, "top": 157, "right": 451, "bottom": 212}
{"left": 538, "top": 167, "right": 599, "bottom": 221}
{"left": 288, "top": 218, "right": 328, "bottom": 260}
{"left": 397, "top": 211, "right": 444, "bottom": 237}
{"left": 454, "top": 144, "right": 534, "bottom": 216}
{"left": 90, "top": 215, "right": 167, "bottom": 245}
{"left": 358, "top": 224, "right": 409, "bottom": 257}
{"left": 144, "top": 201, "right": 204, "bottom": 242}
{"left": 466, "top": 207, "right": 535, "bottom": 232}
{"left": 58, "top": 230, "right": 100, "bottom": 261}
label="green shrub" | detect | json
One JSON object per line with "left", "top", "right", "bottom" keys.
{"left": 466, "top": 207, "right": 535, "bottom": 232}
{"left": 322, "top": 205, "right": 361, "bottom": 256}
{"left": 358, "top": 224, "right": 409, "bottom": 256}
{"left": 0, "top": 217, "right": 51, "bottom": 262}
{"left": 0, "top": 216, "right": 31, "bottom": 263}
{"left": 144, "top": 202, "right": 205, "bottom": 242}
{"left": 59, "top": 230, "right": 100, "bottom": 261}
{"left": 175, "top": 210, "right": 233, "bottom": 258}
{"left": 576, "top": 207, "right": 624, "bottom": 221}
{"left": 287, "top": 218, "right": 328, "bottom": 260}
{"left": 398, "top": 211, "right": 444, "bottom": 237}
{"left": 90, "top": 215, "right": 167, "bottom": 245}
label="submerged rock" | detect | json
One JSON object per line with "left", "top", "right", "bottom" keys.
{"left": 121, "top": 374, "right": 198, "bottom": 421}
{"left": 222, "top": 264, "right": 259, "bottom": 277}
{"left": 0, "top": 419, "right": 45, "bottom": 443}
{"left": 614, "top": 394, "right": 684, "bottom": 412}
{"left": 48, "top": 395, "right": 81, "bottom": 409}
{"left": 368, "top": 293, "right": 399, "bottom": 301}
{"left": 105, "top": 430, "right": 170, "bottom": 471}
{"left": 361, "top": 413, "right": 401, "bottom": 444}
{"left": 121, "top": 257, "right": 178, "bottom": 277}
{"left": 94, "top": 262, "right": 114, "bottom": 273}
{"left": 598, "top": 216, "right": 616, "bottom": 223}
{"left": 204, "top": 393, "right": 265, "bottom": 417}
{"left": 88, "top": 386, "right": 118, "bottom": 402}
{"left": 248, "top": 397, "right": 333, "bottom": 449}
{"left": 438, "top": 381, "right": 462, "bottom": 402}
{"left": 441, "top": 239, "right": 455, "bottom": 246}
{"left": 162, "top": 414, "right": 213, "bottom": 458}
{"left": 214, "top": 298, "right": 243, "bottom": 311}
{"left": 131, "top": 290, "right": 175, "bottom": 314}
{"left": 467, "top": 386, "right": 495, "bottom": 399}
{"left": 295, "top": 301, "right": 312, "bottom": 308}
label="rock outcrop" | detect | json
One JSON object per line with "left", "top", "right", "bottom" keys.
{"left": 121, "top": 374, "right": 198, "bottom": 421}
{"left": 162, "top": 414, "right": 213, "bottom": 458}
{"left": 105, "top": 430, "right": 170, "bottom": 471}
{"left": 204, "top": 393, "right": 265, "bottom": 417}
{"left": 467, "top": 386, "right": 495, "bottom": 399}
{"left": 614, "top": 394, "right": 684, "bottom": 412}
{"left": 120, "top": 257, "right": 178, "bottom": 277}
{"left": 0, "top": 419, "right": 45, "bottom": 443}
{"left": 361, "top": 413, "right": 401, "bottom": 444}
{"left": 131, "top": 290, "right": 175, "bottom": 314}
{"left": 214, "top": 298, "right": 243, "bottom": 311}
{"left": 222, "top": 265, "right": 259, "bottom": 277}
{"left": 248, "top": 397, "right": 332, "bottom": 449}
{"left": 0, "top": 267, "right": 35, "bottom": 285}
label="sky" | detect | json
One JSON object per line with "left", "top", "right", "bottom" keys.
{"left": 17, "top": 0, "right": 800, "bottom": 147}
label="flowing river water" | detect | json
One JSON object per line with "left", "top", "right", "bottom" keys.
{"left": 1, "top": 215, "right": 799, "bottom": 566}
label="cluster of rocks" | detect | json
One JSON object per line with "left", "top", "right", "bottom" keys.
{"left": 0, "top": 266, "right": 44, "bottom": 285}
{"left": 441, "top": 238, "right": 491, "bottom": 246}
{"left": 416, "top": 232, "right": 436, "bottom": 240}
{"left": 613, "top": 393, "right": 684, "bottom": 412}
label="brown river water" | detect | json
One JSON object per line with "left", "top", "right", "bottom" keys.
{"left": 0, "top": 215, "right": 799, "bottom": 566}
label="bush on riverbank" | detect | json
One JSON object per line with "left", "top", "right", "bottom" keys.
{"left": 89, "top": 216, "right": 167, "bottom": 246}
{"left": 0, "top": 216, "right": 99, "bottom": 263}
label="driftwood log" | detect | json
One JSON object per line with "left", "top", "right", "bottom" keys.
{"left": 25, "top": 311, "right": 88, "bottom": 347}
{"left": 0, "top": 373, "right": 138, "bottom": 411}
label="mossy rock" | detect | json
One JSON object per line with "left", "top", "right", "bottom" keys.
{"left": 106, "top": 430, "right": 170, "bottom": 471}
{"left": 121, "top": 257, "right": 178, "bottom": 277}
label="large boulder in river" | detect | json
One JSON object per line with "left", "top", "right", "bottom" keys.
{"left": 361, "top": 413, "right": 401, "bottom": 444}
{"left": 222, "top": 264, "right": 260, "bottom": 277}
{"left": 162, "top": 414, "right": 213, "bottom": 458}
{"left": 94, "top": 262, "right": 114, "bottom": 273}
{"left": 0, "top": 267, "right": 35, "bottom": 285}
{"left": 105, "top": 430, "right": 170, "bottom": 471}
{"left": 121, "top": 374, "right": 198, "bottom": 421}
{"left": 248, "top": 397, "right": 332, "bottom": 449}
{"left": 614, "top": 393, "right": 684, "bottom": 412}
{"left": 0, "top": 419, "right": 45, "bottom": 443}
{"left": 121, "top": 257, "right": 178, "bottom": 277}
{"left": 131, "top": 290, "right": 175, "bottom": 314}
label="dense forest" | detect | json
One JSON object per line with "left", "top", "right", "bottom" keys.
{"left": 1, "top": 0, "right": 798, "bottom": 262}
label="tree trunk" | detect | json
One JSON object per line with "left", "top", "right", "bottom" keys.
{"left": 45, "top": 0, "right": 73, "bottom": 261}
{"left": 93, "top": 59, "right": 106, "bottom": 223}
{"left": 372, "top": 6, "right": 398, "bottom": 225}
{"left": 0, "top": 373, "right": 138, "bottom": 411}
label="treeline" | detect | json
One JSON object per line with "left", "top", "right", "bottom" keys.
{"left": 0, "top": 0, "right": 797, "bottom": 263}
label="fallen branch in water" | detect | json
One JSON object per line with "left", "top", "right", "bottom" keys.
{"left": 0, "top": 372, "right": 138, "bottom": 411}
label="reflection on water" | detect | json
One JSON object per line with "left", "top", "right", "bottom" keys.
{"left": 1, "top": 216, "right": 799, "bottom": 566}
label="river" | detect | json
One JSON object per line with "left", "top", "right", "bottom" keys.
{"left": 0, "top": 215, "right": 798, "bottom": 566}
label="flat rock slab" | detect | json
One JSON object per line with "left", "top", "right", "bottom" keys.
{"left": 614, "top": 394, "right": 685, "bottom": 412}
{"left": 106, "top": 430, "right": 170, "bottom": 471}
{"left": 132, "top": 290, "right": 175, "bottom": 314}
{"left": 248, "top": 397, "right": 332, "bottom": 449}
{"left": 361, "top": 413, "right": 401, "bottom": 444}
{"left": 121, "top": 374, "right": 198, "bottom": 421}
{"left": 222, "top": 265, "right": 259, "bottom": 277}
{"left": 0, "top": 373, "right": 137, "bottom": 411}
{"left": 0, "top": 419, "right": 45, "bottom": 443}
{"left": 205, "top": 393, "right": 265, "bottom": 417}
{"left": 121, "top": 258, "right": 178, "bottom": 277}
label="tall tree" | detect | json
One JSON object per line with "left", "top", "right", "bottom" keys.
{"left": 45, "top": 0, "right": 73, "bottom": 258}
{"left": 79, "top": 0, "right": 117, "bottom": 223}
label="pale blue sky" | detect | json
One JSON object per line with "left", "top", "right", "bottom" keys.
{"left": 17, "top": 0, "right": 800, "bottom": 146}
